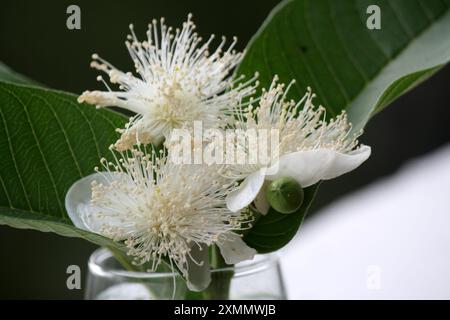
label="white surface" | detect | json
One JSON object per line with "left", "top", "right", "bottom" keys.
{"left": 280, "top": 144, "right": 450, "bottom": 299}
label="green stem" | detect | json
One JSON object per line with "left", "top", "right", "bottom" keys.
{"left": 107, "top": 246, "right": 140, "bottom": 272}
{"left": 108, "top": 245, "right": 233, "bottom": 300}
{"left": 201, "top": 245, "right": 234, "bottom": 300}
{"left": 106, "top": 247, "right": 169, "bottom": 298}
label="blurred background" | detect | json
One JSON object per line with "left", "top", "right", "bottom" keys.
{"left": 0, "top": 0, "right": 449, "bottom": 299}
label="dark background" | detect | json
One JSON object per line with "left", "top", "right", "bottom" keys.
{"left": 0, "top": 0, "right": 449, "bottom": 299}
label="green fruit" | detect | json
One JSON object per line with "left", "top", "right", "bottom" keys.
{"left": 266, "top": 177, "right": 304, "bottom": 214}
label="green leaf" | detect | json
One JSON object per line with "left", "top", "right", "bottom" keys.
{"left": 244, "top": 184, "right": 319, "bottom": 253}
{"left": 0, "top": 81, "right": 128, "bottom": 252}
{"left": 239, "top": 0, "right": 450, "bottom": 252}
{"left": 237, "top": 0, "right": 450, "bottom": 132}
{"left": 0, "top": 206, "right": 124, "bottom": 250}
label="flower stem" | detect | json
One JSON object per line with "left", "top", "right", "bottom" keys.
{"left": 107, "top": 246, "right": 139, "bottom": 271}
{"left": 108, "top": 245, "right": 234, "bottom": 300}
{"left": 200, "top": 245, "right": 234, "bottom": 300}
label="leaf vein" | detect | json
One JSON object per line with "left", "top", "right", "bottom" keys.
{"left": 0, "top": 94, "right": 34, "bottom": 212}
{"left": 0, "top": 85, "right": 65, "bottom": 216}
{"left": 32, "top": 94, "right": 84, "bottom": 178}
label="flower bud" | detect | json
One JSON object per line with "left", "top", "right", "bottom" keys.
{"left": 266, "top": 177, "right": 304, "bottom": 214}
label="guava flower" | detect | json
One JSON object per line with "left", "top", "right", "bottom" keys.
{"left": 78, "top": 14, "right": 257, "bottom": 151}
{"left": 226, "top": 77, "right": 371, "bottom": 214}
{"left": 65, "top": 147, "right": 256, "bottom": 291}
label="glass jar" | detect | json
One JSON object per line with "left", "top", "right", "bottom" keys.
{"left": 85, "top": 248, "right": 286, "bottom": 300}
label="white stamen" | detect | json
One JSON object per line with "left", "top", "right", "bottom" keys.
{"left": 78, "top": 15, "right": 258, "bottom": 151}
{"left": 88, "top": 148, "right": 252, "bottom": 281}
{"left": 228, "top": 77, "right": 363, "bottom": 179}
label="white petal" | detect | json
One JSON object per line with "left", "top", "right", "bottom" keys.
{"left": 74, "top": 202, "right": 104, "bottom": 234}
{"left": 226, "top": 169, "right": 266, "bottom": 212}
{"left": 321, "top": 145, "right": 371, "bottom": 180}
{"left": 253, "top": 182, "right": 270, "bottom": 215}
{"left": 64, "top": 172, "right": 127, "bottom": 234}
{"left": 266, "top": 146, "right": 371, "bottom": 187}
{"left": 186, "top": 244, "right": 211, "bottom": 292}
{"left": 217, "top": 232, "right": 257, "bottom": 265}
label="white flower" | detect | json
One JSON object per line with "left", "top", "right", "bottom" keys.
{"left": 226, "top": 77, "right": 371, "bottom": 214}
{"left": 78, "top": 14, "right": 257, "bottom": 151}
{"left": 65, "top": 148, "right": 256, "bottom": 291}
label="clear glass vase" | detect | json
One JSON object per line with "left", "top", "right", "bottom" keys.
{"left": 85, "top": 248, "right": 286, "bottom": 300}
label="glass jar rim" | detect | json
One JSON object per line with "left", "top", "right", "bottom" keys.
{"left": 89, "top": 247, "right": 279, "bottom": 280}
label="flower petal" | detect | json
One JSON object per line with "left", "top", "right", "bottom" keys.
{"left": 217, "top": 232, "right": 257, "bottom": 265}
{"left": 253, "top": 182, "right": 270, "bottom": 215}
{"left": 186, "top": 244, "right": 211, "bottom": 292}
{"left": 266, "top": 146, "right": 371, "bottom": 187}
{"left": 64, "top": 172, "right": 127, "bottom": 234}
{"left": 226, "top": 169, "right": 266, "bottom": 212}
